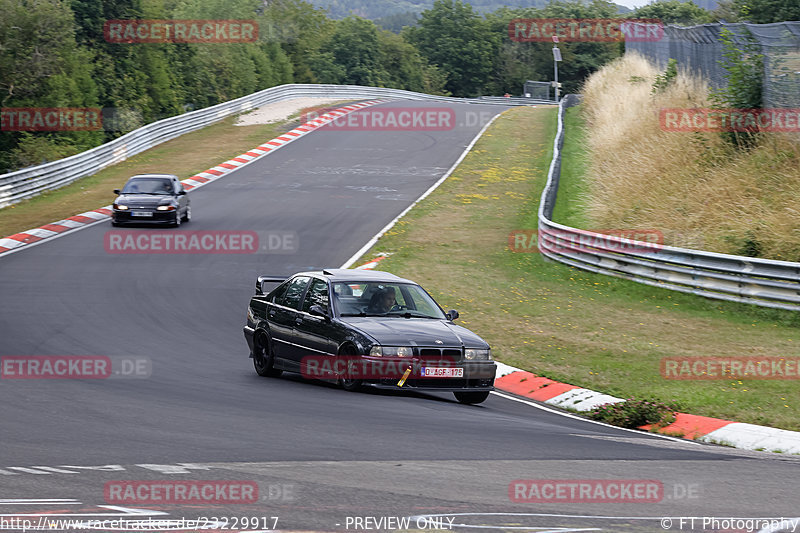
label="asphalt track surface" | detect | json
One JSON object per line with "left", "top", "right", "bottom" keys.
{"left": 1, "top": 101, "right": 799, "bottom": 533}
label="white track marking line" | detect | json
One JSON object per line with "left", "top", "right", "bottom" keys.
{"left": 29, "top": 466, "right": 78, "bottom": 474}
{"left": 5, "top": 467, "right": 51, "bottom": 475}
{"left": 0, "top": 499, "right": 78, "bottom": 504}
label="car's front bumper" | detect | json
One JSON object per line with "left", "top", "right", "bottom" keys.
{"left": 112, "top": 209, "right": 178, "bottom": 224}
{"left": 363, "top": 361, "right": 496, "bottom": 391}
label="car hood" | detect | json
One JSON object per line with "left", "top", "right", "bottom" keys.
{"left": 340, "top": 317, "right": 489, "bottom": 348}
{"left": 115, "top": 194, "right": 173, "bottom": 207}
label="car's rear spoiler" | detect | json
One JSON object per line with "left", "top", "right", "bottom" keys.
{"left": 255, "top": 276, "right": 285, "bottom": 295}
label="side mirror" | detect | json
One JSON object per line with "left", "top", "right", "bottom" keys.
{"left": 113, "top": 189, "right": 121, "bottom": 195}
{"left": 446, "top": 309, "right": 459, "bottom": 321}
{"left": 309, "top": 304, "right": 330, "bottom": 319}
{"left": 178, "top": 190, "right": 186, "bottom": 195}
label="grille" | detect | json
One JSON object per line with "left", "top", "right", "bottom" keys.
{"left": 418, "top": 347, "right": 462, "bottom": 361}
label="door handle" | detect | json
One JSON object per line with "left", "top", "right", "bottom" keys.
{"left": 295, "top": 317, "right": 303, "bottom": 324}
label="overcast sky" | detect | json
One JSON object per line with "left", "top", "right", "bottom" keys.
{"left": 614, "top": 0, "right": 650, "bottom": 9}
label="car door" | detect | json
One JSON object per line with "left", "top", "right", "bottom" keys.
{"left": 293, "top": 278, "right": 337, "bottom": 370}
{"left": 173, "top": 178, "right": 188, "bottom": 215}
{"left": 267, "top": 275, "right": 309, "bottom": 368}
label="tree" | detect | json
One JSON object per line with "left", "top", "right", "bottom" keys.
{"left": 404, "top": 0, "right": 498, "bottom": 96}
{"left": 0, "top": 0, "right": 102, "bottom": 171}
{"left": 733, "top": 0, "right": 800, "bottom": 23}
{"left": 484, "top": 1, "right": 623, "bottom": 95}
{"left": 262, "top": 0, "right": 335, "bottom": 83}
{"left": 379, "top": 30, "right": 447, "bottom": 93}
{"left": 630, "top": 0, "right": 713, "bottom": 24}
{"left": 310, "top": 16, "right": 388, "bottom": 86}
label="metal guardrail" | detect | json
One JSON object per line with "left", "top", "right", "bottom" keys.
{"left": 538, "top": 96, "right": 800, "bottom": 312}
{"left": 0, "top": 84, "right": 551, "bottom": 208}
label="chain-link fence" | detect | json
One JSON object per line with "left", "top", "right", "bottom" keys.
{"left": 626, "top": 21, "right": 800, "bottom": 108}
{"left": 524, "top": 80, "right": 555, "bottom": 101}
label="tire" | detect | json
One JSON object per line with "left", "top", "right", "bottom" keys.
{"left": 338, "top": 347, "right": 362, "bottom": 392}
{"left": 111, "top": 220, "right": 121, "bottom": 227}
{"left": 253, "top": 330, "right": 282, "bottom": 377}
{"left": 173, "top": 212, "right": 181, "bottom": 227}
{"left": 454, "top": 391, "right": 491, "bottom": 405}
{"left": 182, "top": 205, "right": 191, "bottom": 222}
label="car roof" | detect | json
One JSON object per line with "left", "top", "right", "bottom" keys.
{"left": 297, "top": 269, "right": 412, "bottom": 284}
{"left": 127, "top": 174, "right": 178, "bottom": 180}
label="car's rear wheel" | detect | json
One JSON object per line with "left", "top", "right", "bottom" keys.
{"left": 454, "top": 391, "right": 490, "bottom": 405}
{"left": 338, "top": 347, "right": 362, "bottom": 392}
{"left": 253, "top": 330, "right": 281, "bottom": 377}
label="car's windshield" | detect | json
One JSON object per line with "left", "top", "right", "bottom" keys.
{"left": 122, "top": 178, "right": 174, "bottom": 195}
{"left": 334, "top": 281, "right": 446, "bottom": 319}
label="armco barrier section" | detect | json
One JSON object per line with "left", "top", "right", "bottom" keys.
{"left": 0, "top": 84, "right": 549, "bottom": 208}
{"left": 538, "top": 96, "right": 800, "bottom": 312}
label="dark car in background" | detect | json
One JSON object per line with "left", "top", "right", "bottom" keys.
{"left": 243, "top": 269, "right": 496, "bottom": 404}
{"left": 112, "top": 174, "right": 190, "bottom": 226}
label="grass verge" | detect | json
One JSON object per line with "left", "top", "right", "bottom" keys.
{"left": 352, "top": 105, "right": 800, "bottom": 431}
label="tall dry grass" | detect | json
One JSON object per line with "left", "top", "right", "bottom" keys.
{"left": 580, "top": 52, "right": 800, "bottom": 261}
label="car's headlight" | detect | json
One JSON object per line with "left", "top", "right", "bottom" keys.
{"left": 369, "top": 346, "right": 413, "bottom": 357}
{"left": 156, "top": 205, "right": 176, "bottom": 211}
{"left": 113, "top": 204, "right": 128, "bottom": 210}
{"left": 464, "top": 348, "right": 491, "bottom": 361}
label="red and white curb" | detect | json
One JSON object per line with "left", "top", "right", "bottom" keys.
{"left": 353, "top": 260, "right": 800, "bottom": 454}
{"left": 354, "top": 255, "right": 389, "bottom": 270}
{"left": 494, "top": 362, "right": 800, "bottom": 454}
{"left": 0, "top": 100, "right": 387, "bottom": 257}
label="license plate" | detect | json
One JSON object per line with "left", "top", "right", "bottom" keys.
{"left": 132, "top": 211, "right": 153, "bottom": 217}
{"left": 421, "top": 367, "right": 463, "bottom": 378}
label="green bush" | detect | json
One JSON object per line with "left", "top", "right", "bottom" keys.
{"left": 651, "top": 58, "right": 678, "bottom": 94}
{"left": 588, "top": 398, "right": 678, "bottom": 429}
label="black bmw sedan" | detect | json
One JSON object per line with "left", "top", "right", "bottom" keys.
{"left": 111, "top": 174, "right": 191, "bottom": 226}
{"left": 243, "top": 269, "right": 496, "bottom": 404}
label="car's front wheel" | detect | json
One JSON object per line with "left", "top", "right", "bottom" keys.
{"left": 182, "top": 205, "right": 191, "bottom": 222}
{"left": 454, "top": 391, "right": 491, "bottom": 405}
{"left": 253, "top": 330, "right": 282, "bottom": 377}
{"left": 338, "top": 348, "right": 362, "bottom": 392}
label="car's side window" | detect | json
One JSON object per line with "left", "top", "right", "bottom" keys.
{"left": 302, "top": 279, "right": 330, "bottom": 313}
{"left": 270, "top": 281, "right": 291, "bottom": 305}
{"left": 282, "top": 276, "right": 311, "bottom": 310}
